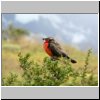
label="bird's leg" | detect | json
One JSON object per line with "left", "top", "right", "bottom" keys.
{"left": 50, "top": 57, "right": 55, "bottom": 61}
{"left": 50, "top": 56, "right": 58, "bottom": 61}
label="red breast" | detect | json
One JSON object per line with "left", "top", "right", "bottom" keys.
{"left": 43, "top": 41, "right": 53, "bottom": 56}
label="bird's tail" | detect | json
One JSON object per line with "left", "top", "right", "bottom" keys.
{"left": 61, "top": 52, "right": 77, "bottom": 64}
{"left": 66, "top": 56, "right": 77, "bottom": 64}
{"left": 70, "top": 59, "right": 77, "bottom": 63}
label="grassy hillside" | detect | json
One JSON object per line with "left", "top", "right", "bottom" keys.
{"left": 2, "top": 38, "right": 98, "bottom": 86}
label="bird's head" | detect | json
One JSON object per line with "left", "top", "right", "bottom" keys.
{"left": 42, "top": 37, "right": 54, "bottom": 43}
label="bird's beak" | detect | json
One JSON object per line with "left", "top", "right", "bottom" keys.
{"left": 42, "top": 38, "right": 45, "bottom": 40}
{"left": 42, "top": 38, "right": 46, "bottom": 40}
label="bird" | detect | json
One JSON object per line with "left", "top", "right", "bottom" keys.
{"left": 43, "top": 37, "right": 77, "bottom": 63}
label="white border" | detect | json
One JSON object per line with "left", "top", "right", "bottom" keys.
{"left": 0, "top": 1, "right": 99, "bottom": 99}
{"left": 0, "top": 0, "right": 2, "bottom": 99}
{"left": 1, "top": 0, "right": 100, "bottom": 1}
{"left": 98, "top": 13, "right": 99, "bottom": 86}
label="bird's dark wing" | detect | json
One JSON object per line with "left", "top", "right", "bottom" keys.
{"left": 49, "top": 42, "right": 62, "bottom": 57}
{"left": 49, "top": 41, "right": 77, "bottom": 63}
{"left": 53, "top": 41, "right": 62, "bottom": 50}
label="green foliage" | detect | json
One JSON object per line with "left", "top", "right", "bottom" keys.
{"left": 2, "top": 73, "right": 19, "bottom": 86}
{"left": 18, "top": 52, "right": 74, "bottom": 86}
{"left": 81, "top": 49, "right": 92, "bottom": 85}
{"left": 80, "top": 49, "right": 98, "bottom": 86}
{"left": 2, "top": 49, "right": 98, "bottom": 86}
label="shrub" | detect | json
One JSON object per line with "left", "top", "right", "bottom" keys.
{"left": 2, "top": 49, "right": 98, "bottom": 86}
{"left": 2, "top": 73, "right": 18, "bottom": 86}
{"left": 80, "top": 49, "right": 98, "bottom": 86}
{"left": 18, "top": 52, "right": 74, "bottom": 86}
